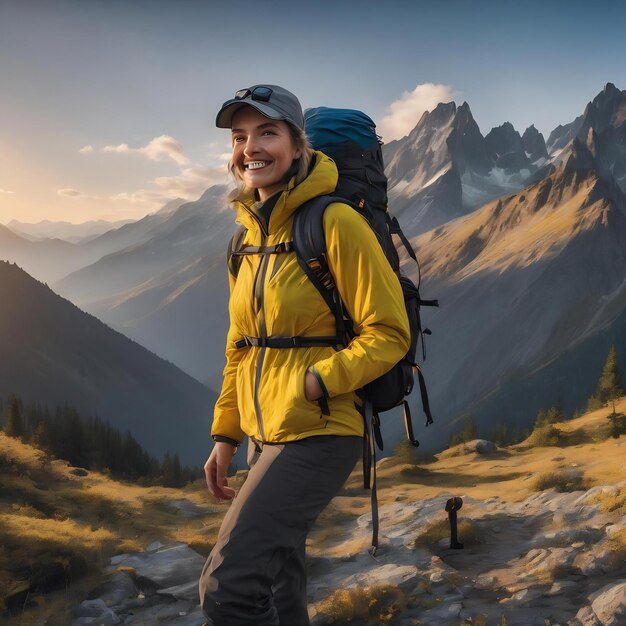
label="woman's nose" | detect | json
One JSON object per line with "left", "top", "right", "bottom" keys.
{"left": 243, "top": 137, "right": 259, "bottom": 157}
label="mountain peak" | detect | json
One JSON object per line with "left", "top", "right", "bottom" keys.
{"left": 484, "top": 122, "right": 524, "bottom": 164}
{"left": 563, "top": 136, "right": 596, "bottom": 172}
{"left": 522, "top": 125, "right": 548, "bottom": 160}
{"left": 582, "top": 82, "right": 626, "bottom": 134}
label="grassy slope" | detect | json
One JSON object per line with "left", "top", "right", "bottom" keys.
{"left": 0, "top": 434, "right": 244, "bottom": 626}
{"left": 1, "top": 398, "right": 624, "bottom": 625}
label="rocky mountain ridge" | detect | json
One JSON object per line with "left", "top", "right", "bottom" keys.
{"left": 383, "top": 101, "right": 549, "bottom": 236}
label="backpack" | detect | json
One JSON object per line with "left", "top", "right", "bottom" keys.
{"left": 228, "top": 107, "right": 438, "bottom": 552}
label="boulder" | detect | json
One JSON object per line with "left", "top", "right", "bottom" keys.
{"left": 72, "top": 598, "right": 120, "bottom": 625}
{"left": 589, "top": 581, "right": 626, "bottom": 625}
{"left": 110, "top": 542, "right": 205, "bottom": 590}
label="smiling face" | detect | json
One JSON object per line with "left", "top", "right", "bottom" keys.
{"left": 230, "top": 106, "right": 301, "bottom": 201}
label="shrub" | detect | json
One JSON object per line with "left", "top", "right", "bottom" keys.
{"left": 316, "top": 584, "right": 408, "bottom": 625}
{"left": 534, "top": 406, "right": 562, "bottom": 428}
{"left": 587, "top": 395, "right": 604, "bottom": 412}
{"left": 607, "top": 412, "right": 626, "bottom": 439}
{"left": 534, "top": 471, "right": 591, "bottom": 493}
{"left": 588, "top": 486, "right": 626, "bottom": 515}
{"left": 413, "top": 517, "right": 481, "bottom": 550}
{"left": 393, "top": 438, "right": 436, "bottom": 465}
{"left": 528, "top": 425, "right": 563, "bottom": 447}
{"left": 449, "top": 418, "right": 478, "bottom": 448}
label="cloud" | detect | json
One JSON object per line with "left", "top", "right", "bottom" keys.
{"left": 79, "top": 145, "right": 94, "bottom": 154}
{"left": 0, "top": 188, "right": 15, "bottom": 194}
{"left": 204, "top": 140, "right": 232, "bottom": 166}
{"left": 57, "top": 188, "right": 83, "bottom": 198}
{"left": 377, "top": 83, "right": 460, "bottom": 141}
{"left": 110, "top": 164, "right": 227, "bottom": 209}
{"left": 104, "top": 134, "right": 189, "bottom": 166}
{"left": 153, "top": 165, "right": 228, "bottom": 197}
{"left": 110, "top": 189, "right": 171, "bottom": 205}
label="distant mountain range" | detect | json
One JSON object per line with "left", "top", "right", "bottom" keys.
{"left": 0, "top": 261, "right": 216, "bottom": 465}
{"left": 6, "top": 217, "right": 135, "bottom": 244}
{"left": 3, "top": 82, "right": 626, "bottom": 452}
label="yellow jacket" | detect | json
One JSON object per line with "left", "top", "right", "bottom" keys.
{"left": 211, "top": 151, "right": 410, "bottom": 443}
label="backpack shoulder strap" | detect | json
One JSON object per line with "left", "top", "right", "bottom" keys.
{"left": 292, "top": 195, "right": 353, "bottom": 342}
{"left": 227, "top": 224, "right": 248, "bottom": 278}
{"left": 292, "top": 195, "right": 331, "bottom": 295}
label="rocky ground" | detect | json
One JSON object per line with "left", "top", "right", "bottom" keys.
{"left": 71, "top": 474, "right": 625, "bottom": 625}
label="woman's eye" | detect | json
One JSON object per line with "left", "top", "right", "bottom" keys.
{"left": 233, "top": 136, "right": 245, "bottom": 143}
{"left": 262, "top": 130, "right": 275, "bottom": 136}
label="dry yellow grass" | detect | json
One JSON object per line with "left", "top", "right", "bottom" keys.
{"left": 413, "top": 518, "right": 482, "bottom": 551}
{"left": 316, "top": 584, "right": 410, "bottom": 625}
{"left": 0, "top": 432, "right": 226, "bottom": 624}
{"left": 588, "top": 485, "right": 626, "bottom": 515}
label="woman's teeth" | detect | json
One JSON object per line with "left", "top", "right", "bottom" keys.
{"left": 246, "top": 161, "right": 269, "bottom": 170}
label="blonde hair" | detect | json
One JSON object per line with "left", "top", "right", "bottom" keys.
{"left": 228, "top": 121, "right": 315, "bottom": 194}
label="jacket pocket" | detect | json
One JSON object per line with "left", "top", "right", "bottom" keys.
{"left": 260, "top": 348, "right": 329, "bottom": 439}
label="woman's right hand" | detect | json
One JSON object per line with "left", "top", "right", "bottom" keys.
{"left": 204, "top": 442, "right": 237, "bottom": 501}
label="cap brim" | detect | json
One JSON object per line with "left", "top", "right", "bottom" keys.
{"left": 215, "top": 99, "right": 288, "bottom": 128}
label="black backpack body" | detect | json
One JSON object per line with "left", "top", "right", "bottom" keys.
{"left": 301, "top": 107, "right": 437, "bottom": 435}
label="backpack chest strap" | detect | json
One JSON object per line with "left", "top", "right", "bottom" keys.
{"left": 231, "top": 241, "right": 295, "bottom": 256}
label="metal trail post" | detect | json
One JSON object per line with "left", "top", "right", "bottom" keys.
{"left": 445, "top": 496, "right": 464, "bottom": 549}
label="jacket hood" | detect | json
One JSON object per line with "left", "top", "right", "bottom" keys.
{"left": 230, "top": 150, "right": 338, "bottom": 235}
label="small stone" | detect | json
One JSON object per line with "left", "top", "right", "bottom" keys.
{"left": 146, "top": 541, "right": 165, "bottom": 553}
{"left": 73, "top": 599, "right": 109, "bottom": 618}
{"left": 475, "top": 575, "right": 495, "bottom": 589}
{"left": 575, "top": 605, "right": 601, "bottom": 626}
{"left": 429, "top": 570, "right": 444, "bottom": 584}
{"left": 544, "top": 580, "right": 578, "bottom": 596}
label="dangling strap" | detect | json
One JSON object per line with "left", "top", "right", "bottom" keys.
{"left": 362, "top": 398, "right": 380, "bottom": 555}
{"left": 388, "top": 215, "right": 418, "bottom": 263}
{"left": 403, "top": 400, "right": 420, "bottom": 447}
{"left": 414, "top": 364, "right": 434, "bottom": 427}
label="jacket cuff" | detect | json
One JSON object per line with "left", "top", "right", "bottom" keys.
{"left": 212, "top": 434, "right": 240, "bottom": 447}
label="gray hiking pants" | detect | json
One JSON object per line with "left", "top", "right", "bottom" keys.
{"left": 198, "top": 434, "right": 362, "bottom": 626}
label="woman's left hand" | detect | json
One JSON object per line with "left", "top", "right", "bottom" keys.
{"left": 304, "top": 371, "right": 324, "bottom": 401}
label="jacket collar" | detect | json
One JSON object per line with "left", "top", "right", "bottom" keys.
{"left": 230, "top": 150, "right": 338, "bottom": 236}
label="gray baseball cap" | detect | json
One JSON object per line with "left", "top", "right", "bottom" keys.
{"left": 216, "top": 84, "right": 304, "bottom": 130}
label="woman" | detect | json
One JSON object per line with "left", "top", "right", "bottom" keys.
{"left": 199, "top": 84, "right": 410, "bottom": 626}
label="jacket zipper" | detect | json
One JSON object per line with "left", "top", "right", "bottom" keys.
{"left": 246, "top": 204, "right": 269, "bottom": 441}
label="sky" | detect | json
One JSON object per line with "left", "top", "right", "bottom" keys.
{"left": 1, "top": 0, "right": 625, "bottom": 224}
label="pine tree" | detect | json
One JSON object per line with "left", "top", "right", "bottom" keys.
{"left": 172, "top": 453, "right": 182, "bottom": 488}
{"left": 32, "top": 419, "right": 51, "bottom": 450}
{"left": 4, "top": 395, "right": 24, "bottom": 439}
{"left": 449, "top": 417, "right": 478, "bottom": 447}
{"left": 162, "top": 452, "right": 173, "bottom": 486}
{"left": 596, "top": 345, "right": 624, "bottom": 414}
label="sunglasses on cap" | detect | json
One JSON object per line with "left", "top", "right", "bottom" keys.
{"left": 234, "top": 86, "right": 273, "bottom": 102}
